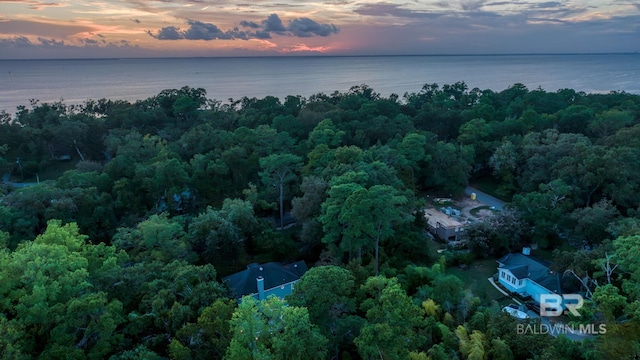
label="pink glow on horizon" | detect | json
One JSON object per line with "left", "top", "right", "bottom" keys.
{"left": 0, "top": 0, "right": 638, "bottom": 58}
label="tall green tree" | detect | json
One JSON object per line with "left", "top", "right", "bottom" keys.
{"left": 307, "top": 118, "right": 345, "bottom": 148}
{"left": 425, "top": 141, "right": 474, "bottom": 195}
{"left": 588, "top": 109, "right": 633, "bottom": 138}
{"left": 512, "top": 179, "right": 573, "bottom": 246}
{"left": 226, "top": 296, "right": 328, "bottom": 360}
{"left": 613, "top": 234, "right": 640, "bottom": 300}
{"left": 291, "top": 176, "right": 328, "bottom": 249}
{"left": 397, "top": 132, "right": 430, "bottom": 188}
{"left": 259, "top": 153, "right": 303, "bottom": 228}
{"left": 456, "top": 326, "right": 488, "bottom": 360}
{"left": 169, "top": 298, "right": 235, "bottom": 360}
{"left": 188, "top": 199, "right": 258, "bottom": 267}
{"left": 0, "top": 220, "right": 125, "bottom": 358}
{"left": 319, "top": 181, "right": 365, "bottom": 260}
{"left": 570, "top": 199, "right": 620, "bottom": 245}
{"left": 320, "top": 183, "right": 409, "bottom": 273}
{"left": 112, "top": 213, "right": 195, "bottom": 264}
{"left": 355, "top": 276, "right": 426, "bottom": 359}
{"left": 367, "top": 185, "right": 410, "bottom": 275}
{"left": 287, "top": 266, "right": 359, "bottom": 357}
{"left": 120, "top": 260, "right": 226, "bottom": 355}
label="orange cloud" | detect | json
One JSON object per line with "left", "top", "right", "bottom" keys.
{"left": 0, "top": 0, "right": 64, "bottom": 11}
{"left": 0, "top": 19, "right": 97, "bottom": 37}
{"left": 280, "top": 43, "right": 333, "bottom": 53}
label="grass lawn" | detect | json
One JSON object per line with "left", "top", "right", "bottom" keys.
{"left": 21, "top": 160, "right": 79, "bottom": 183}
{"left": 527, "top": 242, "right": 574, "bottom": 262}
{"left": 448, "top": 258, "right": 508, "bottom": 305}
{"left": 427, "top": 239, "right": 508, "bottom": 305}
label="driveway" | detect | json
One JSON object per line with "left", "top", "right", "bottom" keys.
{"left": 1, "top": 173, "right": 37, "bottom": 188}
{"left": 465, "top": 186, "right": 505, "bottom": 211}
{"left": 524, "top": 309, "right": 595, "bottom": 341}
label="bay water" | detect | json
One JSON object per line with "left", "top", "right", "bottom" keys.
{"left": 1, "top": 54, "right": 639, "bottom": 115}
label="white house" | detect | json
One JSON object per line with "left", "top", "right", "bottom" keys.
{"left": 497, "top": 251, "right": 562, "bottom": 303}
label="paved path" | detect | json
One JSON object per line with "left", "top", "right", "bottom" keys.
{"left": 465, "top": 186, "right": 505, "bottom": 211}
{"left": 1, "top": 174, "right": 37, "bottom": 188}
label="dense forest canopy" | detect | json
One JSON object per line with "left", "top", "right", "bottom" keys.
{"left": 1, "top": 83, "right": 639, "bottom": 359}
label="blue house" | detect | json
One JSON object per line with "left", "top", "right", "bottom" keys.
{"left": 223, "top": 261, "right": 308, "bottom": 301}
{"left": 497, "top": 252, "right": 562, "bottom": 303}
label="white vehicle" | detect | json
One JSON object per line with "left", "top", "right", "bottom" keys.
{"left": 502, "top": 304, "right": 530, "bottom": 319}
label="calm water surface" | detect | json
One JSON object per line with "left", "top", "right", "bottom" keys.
{"left": 1, "top": 54, "right": 639, "bottom": 114}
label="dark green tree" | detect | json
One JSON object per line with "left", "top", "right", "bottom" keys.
{"left": 259, "top": 153, "right": 303, "bottom": 228}
{"left": 287, "top": 266, "right": 358, "bottom": 357}
{"left": 226, "top": 296, "right": 328, "bottom": 359}
{"left": 355, "top": 276, "right": 426, "bottom": 359}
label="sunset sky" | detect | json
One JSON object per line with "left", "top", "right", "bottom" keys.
{"left": 1, "top": 0, "right": 638, "bottom": 58}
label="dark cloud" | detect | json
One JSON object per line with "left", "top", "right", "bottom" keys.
{"left": 261, "top": 13, "right": 287, "bottom": 33}
{"left": 38, "top": 37, "right": 66, "bottom": 47}
{"left": 0, "top": 36, "right": 33, "bottom": 47}
{"left": 82, "top": 38, "right": 100, "bottom": 45}
{"left": 148, "top": 20, "right": 249, "bottom": 40}
{"left": 288, "top": 18, "right": 339, "bottom": 37}
{"left": 0, "top": 36, "right": 138, "bottom": 51}
{"left": 149, "top": 26, "right": 183, "bottom": 40}
{"left": 0, "top": 36, "right": 155, "bottom": 59}
{"left": 253, "top": 30, "right": 272, "bottom": 39}
{"left": 182, "top": 20, "right": 240, "bottom": 40}
{"left": 240, "top": 20, "right": 260, "bottom": 29}
{"left": 150, "top": 13, "right": 339, "bottom": 41}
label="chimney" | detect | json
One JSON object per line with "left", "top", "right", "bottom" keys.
{"left": 522, "top": 247, "right": 531, "bottom": 256}
{"left": 256, "top": 276, "right": 265, "bottom": 300}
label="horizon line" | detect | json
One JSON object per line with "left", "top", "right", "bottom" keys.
{"left": 1, "top": 52, "right": 638, "bottom": 61}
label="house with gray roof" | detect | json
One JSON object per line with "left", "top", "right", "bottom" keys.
{"left": 497, "top": 251, "right": 562, "bottom": 303}
{"left": 222, "top": 261, "right": 308, "bottom": 301}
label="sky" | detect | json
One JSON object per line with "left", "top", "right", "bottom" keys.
{"left": 0, "top": 0, "right": 638, "bottom": 58}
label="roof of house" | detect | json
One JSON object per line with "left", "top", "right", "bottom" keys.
{"left": 222, "top": 261, "right": 308, "bottom": 298}
{"left": 424, "top": 208, "right": 463, "bottom": 229}
{"left": 503, "top": 264, "right": 529, "bottom": 279}
{"left": 497, "top": 253, "right": 561, "bottom": 294}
